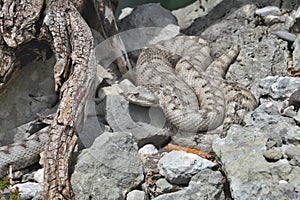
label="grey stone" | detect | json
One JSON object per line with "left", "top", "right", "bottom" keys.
{"left": 71, "top": 131, "right": 144, "bottom": 199}
{"left": 172, "top": 0, "right": 223, "bottom": 29}
{"left": 293, "top": 35, "right": 300, "bottom": 71}
{"left": 138, "top": 144, "right": 158, "bottom": 155}
{"left": 288, "top": 89, "right": 300, "bottom": 110}
{"left": 171, "top": 133, "right": 218, "bottom": 153}
{"left": 118, "top": 3, "right": 179, "bottom": 62}
{"left": 78, "top": 97, "right": 106, "bottom": 149}
{"left": 155, "top": 178, "right": 173, "bottom": 193}
{"left": 281, "top": 0, "right": 299, "bottom": 10}
{"left": 103, "top": 91, "right": 171, "bottom": 147}
{"left": 283, "top": 127, "right": 300, "bottom": 145}
{"left": 262, "top": 15, "right": 286, "bottom": 26}
{"left": 199, "top": 5, "right": 289, "bottom": 88}
{"left": 253, "top": 76, "right": 300, "bottom": 100}
{"left": 284, "top": 146, "right": 300, "bottom": 159}
{"left": 12, "top": 182, "right": 43, "bottom": 200}
{"left": 277, "top": 100, "right": 298, "bottom": 118}
{"left": 126, "top": 190, "right": 145, "bottom": 200}
{"left": 255, "top": 6, "right": 282, "bottom": 17}
{"left": 289, "top": 156, "right": 300, "bottom": 167}
{"left": 0, "top": 56, "right": 57, "bottom": 146}
{"left": 263, "top": 148, "right": 283, "bottom": 161}
{"left": 119, "top": 3, "right": 177, "bottom": 30}
{"left": 213, "top": 114, "right": 300, "bottom": 199}
{"left": 266, "top": 140, "right": 277, "bottom": 148}
{"left": 33, "top": 168, "right": 44, "bottom": 183}
{"left": 293, "top": 112, "right": 300, "bottom": 124}
{"left": 185, "top": 1, "right": 282, "bottom": 35}
{"left": 276, "top": 31, "right": 296, "bottom": 42}
{"left": 157, "top": 151, "right": 216, "bottom": 185}
{"left": 153, "top": 169, "right": 225, "bottom": 200}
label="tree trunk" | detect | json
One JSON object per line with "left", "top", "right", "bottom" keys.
{"left": 0, "top": 0, "right": 128, "bottom": 199}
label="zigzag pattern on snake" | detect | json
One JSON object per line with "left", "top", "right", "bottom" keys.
{"left": 127, "top": 35, "right": 257, "bottom": 135}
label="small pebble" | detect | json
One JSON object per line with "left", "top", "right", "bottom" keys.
{"left": 266, "top": 140, "right": 277, "bottom": 149}
{"left": 288, "top": 89, "right": 300, "bottom": 110}
{"left": 126, "top": 190, "right": 145, "bottom": 200}
{"left": 138, "top": 144, "right": 158, "bottom": 155}
{"left": 264, "top": 15, "right": 285, "bottom": 25}
{"left": 275, "top": 31, "right": 296, "bottom": 42}
{"left": 289, "top": 156, "right": 300, "bottom": 167}
{"left": 267, "top": 135, "right": 283, "bottom": 147}
{"left": 156, "top": 178, "right": 173, "bottom": 193}
{"left": 293, "top": 35, "right": 300, "bottom": 71}
{"left": 293, "top": 112, "right": 300, "bottom": 123}
{"left": 279, "top": 180, "right": 288, "bottom": 184}
{"left": 34, "top": 168, "right": 44, "bottom": 183}
{"left": 265, "top": 102, "right": 274, "bottom": 109}
{"left": 263, "top": 148, "right": 283, "bottom": 161}
{"left": 284, "top": 146, "right": 300, "bottom": 159}
{"left": 119, "top": 7, "right": 134, "bottom": 20}
{"left": 255, "top": 6, "right": 281, "bottom": 17}
{"left": 279, "top": 106, "right": 297, "bottom": 118}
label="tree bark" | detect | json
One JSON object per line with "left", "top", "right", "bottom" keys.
{"left": 0, "top": 0, "right": 129, "bottom": 199}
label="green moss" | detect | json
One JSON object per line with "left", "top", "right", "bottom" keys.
{"left": 0, "top": 178, "right": 9, "bottom": 191}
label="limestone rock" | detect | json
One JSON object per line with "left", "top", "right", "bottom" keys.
{"left": 103, "top": 91, "right": 171, "bottom": 147}
{"left": 157, "top": 151, "right": 216, "bottom": 185}
{"left": 253, "top": 76, "right": 300, "bottom": 100}
{"left": 153, "top": 169, "right": 225, "bottom": 200}
{"left": 155, "top": 178, "right": 173, "bottom": 193}
{"left": 118, "top": 3, "right": 179, "bottom": 62}
{"left": 126, "top": 190, "right": 145, "bottom": 200}
{"left": 213, "top": 100, "right": 300, "bottom": 199}
{"left": 139, "top": 144, "right": 159, "bottom": 155}
{"left": 0, "top": 56, "right": 57, "bottom": 146}
{"left": 118, "top": 3, "right": 177, "bottom": 30}
{"left": 71, "top": 131, "right": 144, "bottom": 199}
{"left": 263, "top": 147, "right": 283, "bottom": 161}
{"left": 255, "top": 6, "right": 282, "bottom": 17}
{"left": 12, "top": 182, "right": 43, "bottom": 200}
{"left": 172, "top": 0, "right": 223, "bottom": 29}
{"left": 200, "top": 4, "right": 289, "bottom": 88}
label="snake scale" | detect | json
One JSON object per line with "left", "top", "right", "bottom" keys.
{"left": 0, "top": 35, "right": 257, "bottom": 178}
{"left": 128, "top": 35, "right": 257, "bottom": 135}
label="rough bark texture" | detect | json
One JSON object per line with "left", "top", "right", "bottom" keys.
{"left": 0, "top": 0, "right": 129, "bottom": 199}
{"left": 42, "top": 1, "right": 96, "bottom": 199}
{"left": 91, "top": 0, "right": 132, "bottom": 73}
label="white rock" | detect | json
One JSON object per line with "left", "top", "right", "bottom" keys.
{"left": 119, "top": 7, "right": 134, "bottom": 20}
{"left": 12, "top": 182, "right": 43, "bottom": 200}
{"left": 255, "top": 6, "right": 281, "bottom": 17}
{"left": 126, "top": 190, "right": 145, "bottom": 200}
{"left": 158, "top": 150, "right": 216, "bottom": 185}
{"left": 138, "top": 144, "right": 158, "bottom": 155}
{"left": 34, "top": 168, "right": 44, "bottom": 183}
